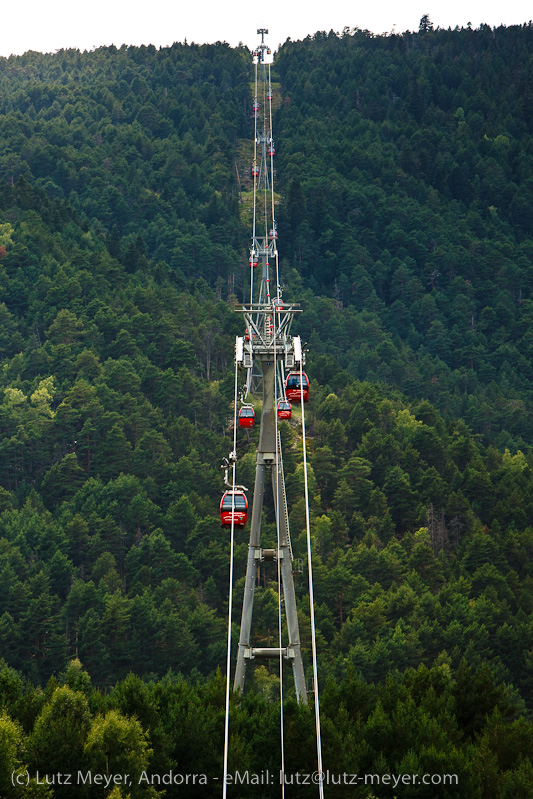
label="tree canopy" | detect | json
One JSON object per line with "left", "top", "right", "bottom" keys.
{"left": 0, "top": 23, "right": 531, "bottom": 796}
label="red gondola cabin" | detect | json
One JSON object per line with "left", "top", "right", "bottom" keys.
{"left": 277, "top": 400, "right": 292, "bottom": 420}
{"left": 285, "top": 372, "right": 309, "bottom": 402}
{"left": 220, "top": 491, "right": 248, "bottom": 527}
{"left": 238, "top": 406, "right": 255, "bottom": 428}
{"left": 249, "top": 254, "right": 258, "bottom": 268}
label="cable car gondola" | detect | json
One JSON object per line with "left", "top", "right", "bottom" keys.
{"left": 285, "top": 372, "right": 309, "bottom": 402}
{"left": 268, "top": 144, "right": 275, "bottom": 157}
{"left": 249, "top": 253, "right": 258, "bottom": 268}
{"left": 238, "top": 405, "right": 255, "bottom": 428}
{"left": 277, "top": 400, "right": 292, "bottom": 420}
{"left": 220, "top": 490, "right": 248, "bottom": 528}
{"left": 252, "top": 162, "right": 259, "bottom": 178}
{"left": 269, "top": 228, "right": 278, "bottom": 240}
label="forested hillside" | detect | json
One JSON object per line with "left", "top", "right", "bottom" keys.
{"left": 0, "top": 24, "right": 532, "bottom": 798}
{"left": 275, "top": 24, "right": 533, "bottom": 448}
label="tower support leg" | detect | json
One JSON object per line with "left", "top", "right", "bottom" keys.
{"left": 234, "top": 358, "right": 307, "bottom": 702}
{"left": 234, "top": 459, "right": 265, "bottom": 693}
{"left": 272, "top": 462, "right": 307, "bottom": 704}
{"left": 280, "top": 552, "right": 307, "bottom": 703}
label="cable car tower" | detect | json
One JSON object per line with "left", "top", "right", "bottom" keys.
{"left": 231, "top": 29, "right": 309, "bottom": 703}
{"left": 223, "top": 31, "right": 324, "bottom": 797}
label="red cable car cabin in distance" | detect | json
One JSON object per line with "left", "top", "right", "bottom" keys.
{"left": 285, "top": 372, "right": 309, "bottom": 402}
{"left": 277, "top": 400, "right": 292, "bottom": 420}
{"left": 238, "top": 406, "right": 255, "bottom": 428}
{"left": 220, "top": 491, "right": 248, "bottom": 527}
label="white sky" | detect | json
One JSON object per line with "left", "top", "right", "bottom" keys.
{"left": 2, "top": 0, "right": 531, "bottom": 57}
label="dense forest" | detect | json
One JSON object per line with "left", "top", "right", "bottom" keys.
{"left": 0, "top": 21, "right": 532, "bottom": 798}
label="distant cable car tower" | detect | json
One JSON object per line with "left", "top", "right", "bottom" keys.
{"left": 248, "top": 27, "right": 279, "bottom": 321}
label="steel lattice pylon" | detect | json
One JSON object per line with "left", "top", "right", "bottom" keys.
{"left": 232, "top": 32, "right": 308, "bottom": 703}
{"left": 234, "top": 338, "right": 307, "bottom": 703}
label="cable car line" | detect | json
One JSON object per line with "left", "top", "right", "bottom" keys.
{"left": 268, "top": 61, "right": 281, "bottom": 305}
{"left": 272, "top": 286, "right": 287, "bottom": 798}
{"left": 222, "top": 355, "right": 240, "bottom": 799}
{"left": 223, "top": 27, "right": 323, "bottom": 798}
{"left": 300, "top": 361, "right": 325, "bottom": 799}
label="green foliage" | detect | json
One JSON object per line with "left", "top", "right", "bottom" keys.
{"left": 275, "top": 24, "right": 533, "bottom": 447}
{"left": 84, "top": 710, "right": 153, "bottom": 797}
{"left": 0, "top": 25, "right": 530, "bottom": 795}
{"left": 0, "top": 660, "right": 530, "bottom": 798}
{"left": 30, "top": 686, "right": 91, "bottom": 775}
